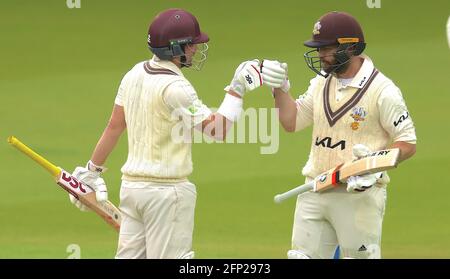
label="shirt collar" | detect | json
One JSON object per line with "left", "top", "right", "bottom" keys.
{"left": 149, "top": 55, "right": 184, "bottom": 77}
{"left": 337, "top": 55, "right": 375, "bottom": 89}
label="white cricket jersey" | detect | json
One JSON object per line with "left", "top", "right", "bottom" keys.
{"left": 294, "top": 55, "right": 417, "bottom": 180}
{"left": 115, "top": 56, "right": 211, "bottom": 182}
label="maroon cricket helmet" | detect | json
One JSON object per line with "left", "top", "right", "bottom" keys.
{"left": 147, "top": 9, "right": 209, "bottom": 60}
{"left": 303, "top": 11, "right": 366, "bottom": 77}
{"left": 304, "top": 11, "right": 365, "bottom": 48}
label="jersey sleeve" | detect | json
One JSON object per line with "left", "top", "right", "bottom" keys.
{"left": 294, "top": 76, "right": 319, "bottom": 132}
{"left": 378, "top": 84, "right": 417, "bottom": 144}
{"left": 163, "top": 80, "right": 212, "bottom": 128}
{"left": 115, "top": 70, "right": 133, "bottom": 107}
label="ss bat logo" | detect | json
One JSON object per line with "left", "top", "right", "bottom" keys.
{"left": 245, "top": 75, "right": 253, "bottom": 84}
{"left": 61, "top": 172, "right": 87, "bottom": 193}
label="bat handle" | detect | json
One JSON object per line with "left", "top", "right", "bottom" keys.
{"left": 274, "top": 181, "right": 315, "bottom": 204}
{"left": 7, "top": 136, "right": 61, "bottom": 177}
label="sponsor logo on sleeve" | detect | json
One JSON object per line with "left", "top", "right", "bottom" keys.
{"left": 394, "top": 112, "right": 409, "bottom": 127}
{"left": 188, "top": 105, "right": 198, "bottom": 114}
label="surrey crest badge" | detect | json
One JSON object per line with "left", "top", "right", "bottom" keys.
{"left": 350, "top": 107, "right": 367, "bottom": 130}
{"left": 313, "top": 21, "right": 321, "bottom": 35}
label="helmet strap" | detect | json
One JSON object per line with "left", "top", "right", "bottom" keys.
{"left": 331, "top": 42, "right": 366, "bottom": 75}
{"left": 149, "top": 37, "right": 192, "bottom": 62}
{"left": 178, "top": 44, "right": 189, "bottom": 68}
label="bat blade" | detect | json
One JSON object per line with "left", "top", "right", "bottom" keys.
{"left": 314, "top": 148, "right": 400, "bottom": 192}
{"left": 8, "top": 136, "right": 121, "bottom": 232}
{"left": 56, "top": 169, "right": 121, "bottom": 231}
{"left": 274, "top": 148, "right": 400, "bottom": 203}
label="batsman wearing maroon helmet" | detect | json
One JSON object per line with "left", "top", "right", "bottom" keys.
{"left": 261, "top": 11, "right": 417, "bottom": 259}
{"left": 67, "top": 8, "right": 263, "bottom": 258}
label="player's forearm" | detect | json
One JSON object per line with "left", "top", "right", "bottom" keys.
{"left": 390, "top": 141, "right": 416, "bottom": 163}
{"left": 198, "top": 91, "right": 241, "bottom": 140}
{"left": 90, "top": 105, "right": 126, "bottom": 166}
{"left": 199, "top": 112, "right": 232, "bottom": 141}
{"left": 90, "top": 123, "right": 125, "bottom": 166}
{"left": 273, "top": 88, "right": 297, "bottom": 132}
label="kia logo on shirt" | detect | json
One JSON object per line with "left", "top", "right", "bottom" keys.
{"left": 315, "top": 137, "right": 346, "bottom": 150}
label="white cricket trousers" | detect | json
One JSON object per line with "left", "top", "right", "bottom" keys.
{"left": 115, "top": 180, "right": 197, "bottom": 259}
{"left": 292, "top": 184, "right": 387, "bottom": 259}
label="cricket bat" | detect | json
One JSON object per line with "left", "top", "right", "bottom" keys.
{"left": 8, "top": 136, "right": 121, "bottom": 231}
{"left": 274, "top": 148, "right": 400, "bottom": 203}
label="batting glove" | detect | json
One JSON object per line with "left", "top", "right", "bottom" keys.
{"left": 260, "top": 59, "right": 290, "bottom": 93}
{"left": 346, "top": 144, "right": 383, "bottom": 193}
{"left": 225, "top": 59, "right": 263, "bottom": 97}
{"left": 69, "top": 194, "right": 89, "bottom": 211}
{"left": 71, "top": 160, "right": 108, "bottom": 202}
{"left": 68, "top": 176, "right": 107, "bottom": 211}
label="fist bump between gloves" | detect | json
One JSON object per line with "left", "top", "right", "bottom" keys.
{"left": 225, "top": 59, "right": 263, "bottom": 97}
{"left": 260, "top": 59, "right": 290, "bottom": 93}
{"left": 226, "top": 59, "right": 291, "bottom": 96}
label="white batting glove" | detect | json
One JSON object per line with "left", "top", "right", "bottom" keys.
{"left": 447, "top": 16, "right": 450, "bottom": 49}
{"left": 260, "top": 59, "right": 290, "bottom": 93}
{"left": 68, "top": 176, "right": 107, "bottom": 211}
{"left": 346, "top": 174, "right": 382, "bottom": 193}
{"left": 352, "top": 143, "right": 371, "bottom": 158}
{"left": 225, "top": 59, "right": 262, "bottom": 97}
{"left": 71, "top": 160, "right": 108, "bottom": 202}
{"left": 346, "top": 144, "right": 383, "bottom": 193}
{"left": 69, "top": 194, "right": 89, "bottom": 211}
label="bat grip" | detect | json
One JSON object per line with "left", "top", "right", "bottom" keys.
{"left": 7, "top": 136, "right": 61, "bottom": 177}
{"left": 274, "top": 180, "right": 315, "bottom": 204}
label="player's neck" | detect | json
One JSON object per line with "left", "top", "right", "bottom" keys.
{"left": 335, "top": 56, "right": 363, "bottom": 79}
{"left": 171, "top": 58, "right": 182, "bottom": 69}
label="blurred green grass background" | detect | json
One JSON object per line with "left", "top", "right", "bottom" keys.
{"left": 0, "top": 0, "right": 449, "bottom": 258}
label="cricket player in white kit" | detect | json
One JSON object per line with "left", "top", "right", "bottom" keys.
{"left": 261, "top": 11, "right": 417, "bottom": 259}
{"left": 67, "top": 9, "right": 263, "bottom": 259}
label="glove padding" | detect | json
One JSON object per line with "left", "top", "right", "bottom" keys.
{"left": 69, "top": 194, "right": 89, "bottom": 211}
{"left": 352, "top": 144, "right": 371, "bottom": 158}
{"left": 71, "top": 163, "right": 108, "bottom": 203}
{"left": 346, "top": 144, "right": 382, "bottom": 193}
{"left": 261, "top": 59, "right": 290, "bottom": 93}
{"left": 68, "top": 177, "right": 107, "bottom": 211}
{"left": 346, "top": 173, "right": 382, "bottom": 193}
{"left": 225, "top": 59, "right": 262, "bottom": 97}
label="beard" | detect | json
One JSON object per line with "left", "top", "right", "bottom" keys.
{"left": 321, "top": 58, "right": 351, "bottom": 75}
{"left": 321, "top": 61, "right": 335, "bottom": 74}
